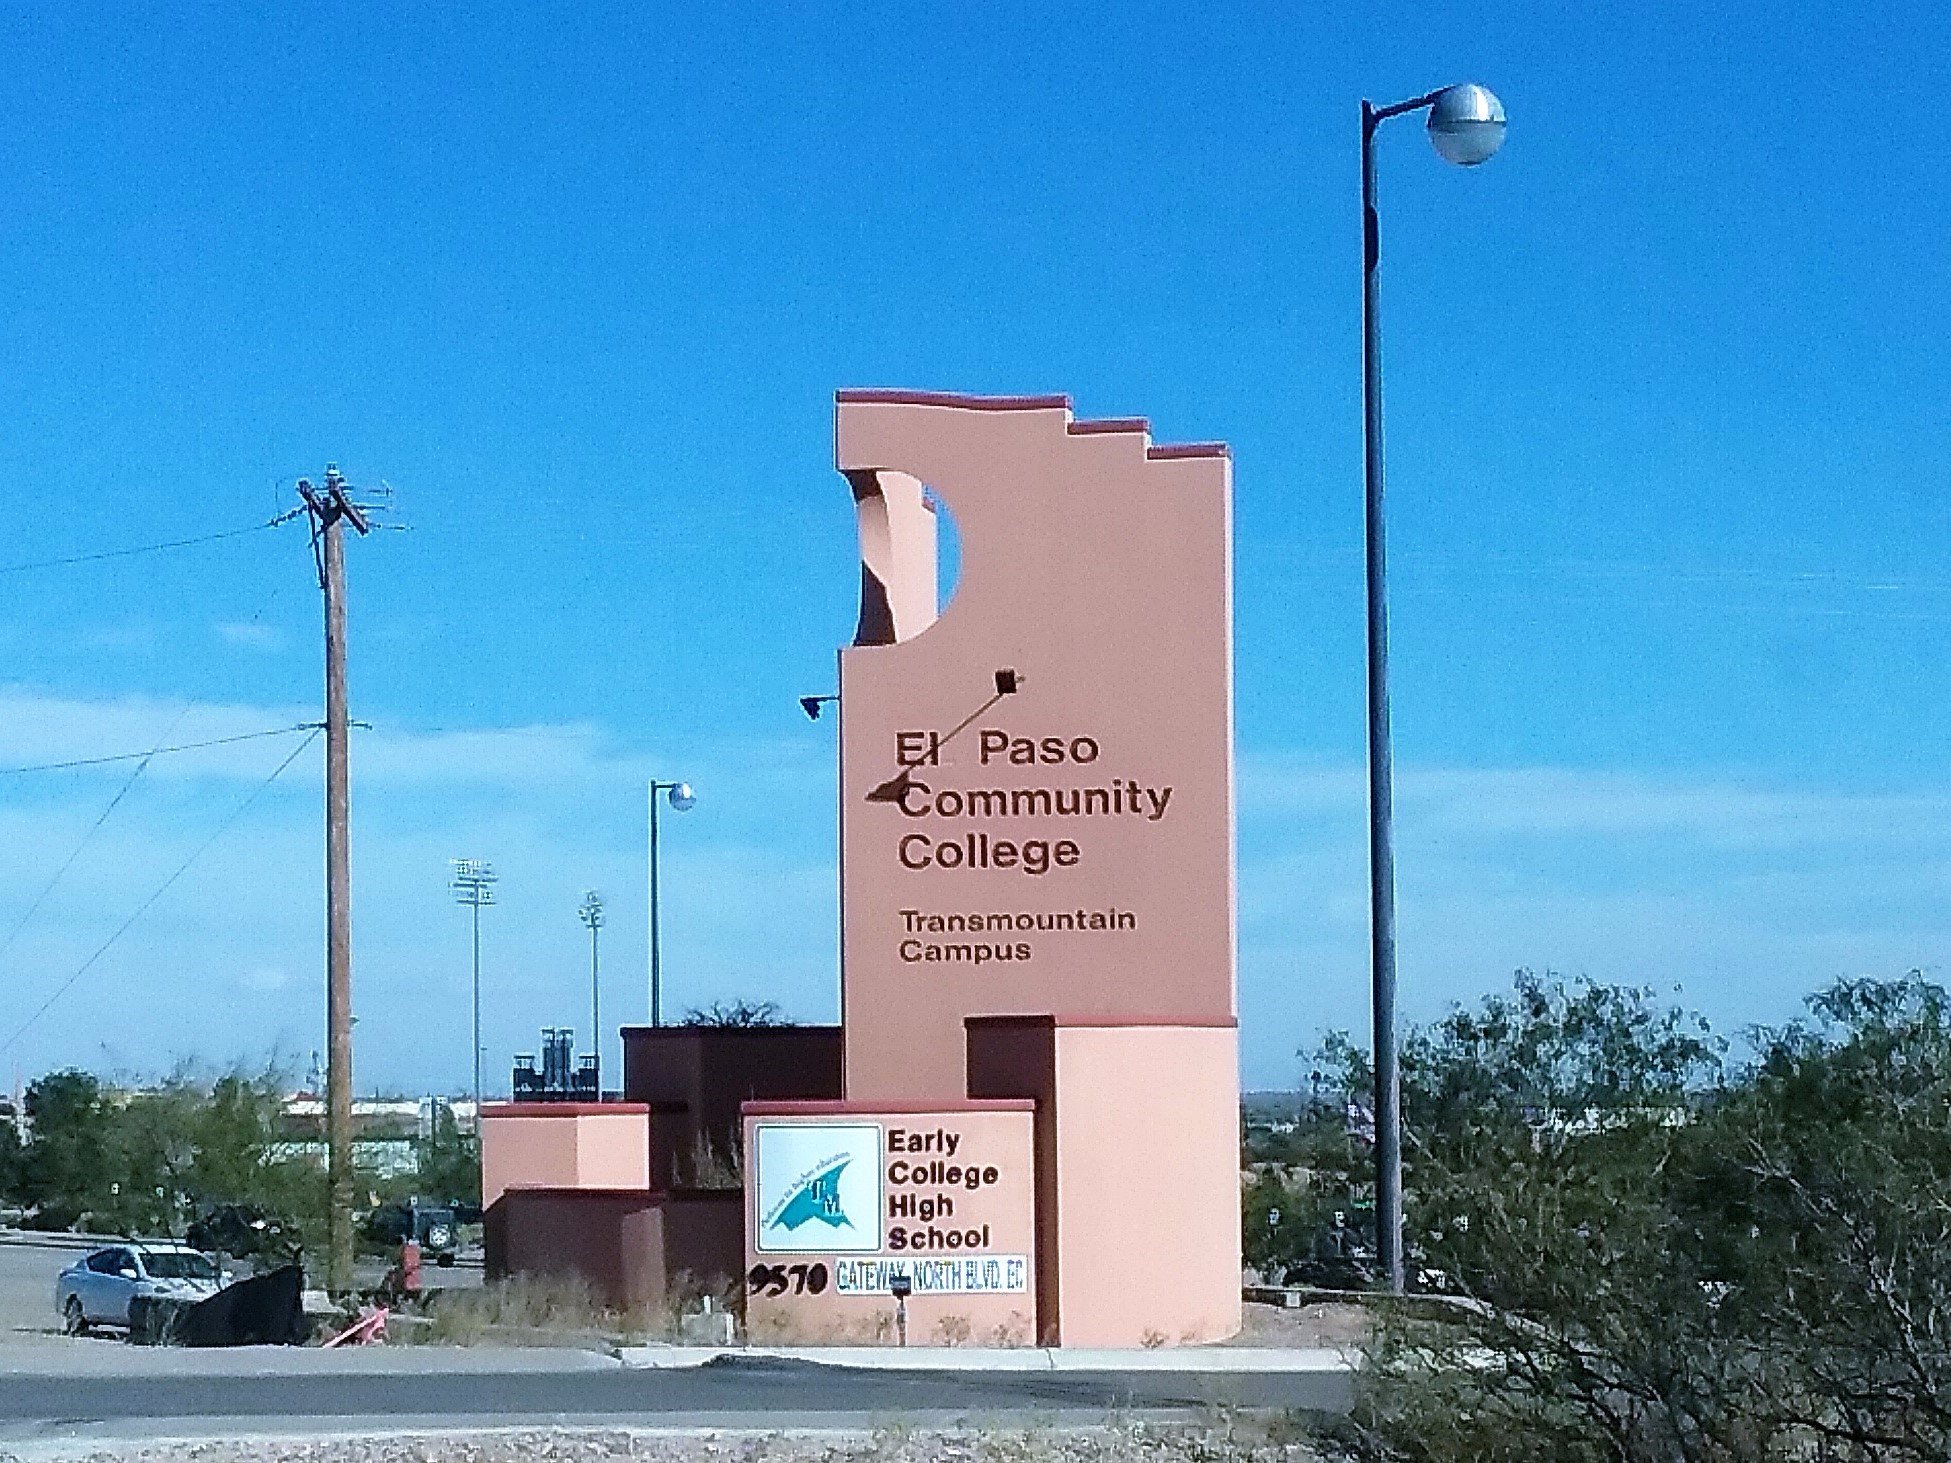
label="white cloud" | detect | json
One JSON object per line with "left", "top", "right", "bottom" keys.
{"left": 216, "top": 622, "right": 285, "bottom": 651}
{"left": 1241, "top": 751, "right": 1951, "bottom": 847}
{"left": 3, "top": 691, "right": 1946, "bottom": 1092}
{"left": 352, "top": 721, "right": 639, "bottom": 788}
{"left": 0, "top": 686, "right": 312, "bottom": 777}
{"left": 0, "top": 688, "right": 838, "bottom": 1090}
{"left": 1233, "top": 753, "right": 1951, "bottom": 1086}
{"left": 0, "top": 686, "right": 662, "bottom": 789}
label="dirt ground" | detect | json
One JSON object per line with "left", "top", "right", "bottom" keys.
{"left": 1222, "top": 1299, "right": 1371, "bottom": 1350}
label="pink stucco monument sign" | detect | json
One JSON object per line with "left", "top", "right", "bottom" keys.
{"left": 745, "top": 390, "right": 1240, "bottom": 1347}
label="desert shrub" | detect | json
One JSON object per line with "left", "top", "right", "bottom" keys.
{"left": 1335, "top": 971, "right": 1951, "bottom": 1461}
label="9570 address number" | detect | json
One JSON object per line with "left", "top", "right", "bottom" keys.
{"left": 747, "top": 1262, "right": 830, "bottom": 1297}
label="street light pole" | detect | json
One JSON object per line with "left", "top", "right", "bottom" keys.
{"left": 450, "top": 860, "right": 498, "bottom": 1118}
{"left": 648, "top": 783, "right": 662, "bottom": 1028}
{"left": 646, "top": 781, "right": 697, "bottom": 1027}
{"left": 1359, "top": 83, "right": 1505, "bottom": 1295}
{"left": 1360, "top": 93, "right": 1404, "bottom": 1300}
{"left": 579, "top": 891, "right": 605, "bottom": 1088}
{"left": 471, "top": 899, "right": 482, "bottom": 1102}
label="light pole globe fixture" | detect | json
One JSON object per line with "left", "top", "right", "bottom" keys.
{"left": 1359, "top": 81, "right": 1505, "bottom": 1297}
{"left": 647, "top": 780, "right": 697, "bottom": 1027}
{"left": 1425, "top": 83, "right": 1506, "bottom": 167}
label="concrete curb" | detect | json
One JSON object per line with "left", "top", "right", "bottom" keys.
{"left": 617, "top": 1344, "right": 1359, "bottom": 1373}
{"left": 0, "top": 1231, "right": 100, "bottom": 1251}
{"left": 0, "top": 1344, "right": 625, "bottom": 1378}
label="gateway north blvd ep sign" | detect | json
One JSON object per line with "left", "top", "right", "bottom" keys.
{"left": 745, "top": 1109, "right": 1036, "bottom": 1330}
{"left": 832, "top": 1254, "right": 1030, "bottom": 1297}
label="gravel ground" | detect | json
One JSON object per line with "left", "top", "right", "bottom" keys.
{"left": 0, "top": 1425, "right": 1329, "bottom": 1463}
{"left": 1225, "top": 1301, "right": 1369, "bottom": 1350}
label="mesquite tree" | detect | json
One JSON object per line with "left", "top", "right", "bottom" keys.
{"left": 1322, "top": 971, "right": 1951, "bottom": 1462}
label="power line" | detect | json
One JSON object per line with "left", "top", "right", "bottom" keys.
{"left": 0, "top": 513, "right": 297, "bottom": 577}
{"left": 0, "top": 580, "right": 296, "bottom": 964}
{"left": 0, "top": 738, "right": 173, "bottom": 968}
{"left": 0, "top": 722, "right": 323, "bottom": 776}
{"left": 0, "top": 700, "right": 200, "bottom": 966}
{"left": 0, "top": 728, "right": 321, "bottom": 1059}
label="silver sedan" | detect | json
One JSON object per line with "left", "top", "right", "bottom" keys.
{"left": 56, "top": 1243, "right": 224, "bottom": 1334}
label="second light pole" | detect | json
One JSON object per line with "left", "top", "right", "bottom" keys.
{"left": 450, "top": 859, "right": 498, "bottom": 1118}
{"left": 579, "top": 890, "right": 606, "bottom": 1090}
{"left": 647, "top": 780, "right": 696, "bottom": 1027}
{"left": 1360, "top": 82, "right": 1505, "bottom": 1294}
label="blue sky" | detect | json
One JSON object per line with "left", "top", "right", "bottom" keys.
{"left": 1, "top": 1, "right": 1948, "bottom": 1093}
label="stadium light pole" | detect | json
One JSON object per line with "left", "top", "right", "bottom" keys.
{"left": 579, "top": 890, "right": 606, "bottom": 1090}
{"left": 450, "top": 859, "right": 498, "bottom": 1120}
{"left": 646, "top": 781, "right": 696, "bottom": 1027}
{"left": 1361, "top": 82, "right": 1505, "bottom": 1295}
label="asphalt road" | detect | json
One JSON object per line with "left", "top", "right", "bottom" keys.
{"left": 0, "top": 1237, "right": 1353, "bottom": 1437}
{"left": 0, "top": 1358, "right": 1352, "bottom": 1435}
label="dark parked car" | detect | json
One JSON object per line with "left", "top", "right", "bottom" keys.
{"left": 363, "top": 1202, "right": 458, "bottom": 1265}
{"left": 184, "top": 1205, "right": 295, "bottom": 1261}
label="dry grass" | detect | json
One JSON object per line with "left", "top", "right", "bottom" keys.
{"left": 411, "top": 1272, "right": 741, "bottom": 1347}
{"left": 413, "top": 1274, "right": 611, "bottom": 1346}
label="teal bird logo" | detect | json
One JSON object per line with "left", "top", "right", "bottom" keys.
{"left": 769, "top": 1156, "right": 853, "bottom": 1232}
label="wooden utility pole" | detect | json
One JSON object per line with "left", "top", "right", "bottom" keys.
{"left": 300, "top": 466, "right": 369, "bottom": 1297}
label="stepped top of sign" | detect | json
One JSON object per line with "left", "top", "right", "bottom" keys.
{"left": 836, "top": 390, "right": 1230, "bottom": 461}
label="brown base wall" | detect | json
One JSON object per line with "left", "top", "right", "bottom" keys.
{"left": 484, "top": 1187, "right": 743, "bottom": 1313}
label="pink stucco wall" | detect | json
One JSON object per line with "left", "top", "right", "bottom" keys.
{"left": 479, "top": 1103, "right": 652, "bottom": 1209}
{"left": 1049, "top": 1023, "right": 1242, "bottom": 1347}
{"left": 835, "top": 394, "right": 1235, "bottom": 1106}
{"left": 833, "top": 392, "right": 1241, "bottom": 1348}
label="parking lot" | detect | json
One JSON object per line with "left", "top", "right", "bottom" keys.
{"left": 0, "top": 1233, "right": 482, "bottom": 1352}
{"left": 0, "top": 1234, "right": 91, "bottom": 1350}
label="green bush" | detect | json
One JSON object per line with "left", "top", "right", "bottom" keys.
{"left": 13, "top": 1063, "right": 329, "bottom": 1250}
{"left": 1328, "top": 971, "right": 1951, "bottom": 1461}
